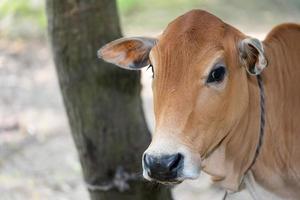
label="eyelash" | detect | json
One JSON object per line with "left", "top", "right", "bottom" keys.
{"left": 147, "top": 64, "right": 154, "bottom": 78}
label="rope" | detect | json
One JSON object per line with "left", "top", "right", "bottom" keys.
{"left": 246, "top": 74, "right": 265, "bottom": 172}
{"left": 85, "top": 166, "right": 141, "bottom": 192}
{"left": 223, "top": 191, "right": 228, "bottom": 200}
{"left": 223, "top": 75, "right": 265, "bottom": 200}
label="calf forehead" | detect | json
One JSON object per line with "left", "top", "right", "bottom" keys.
{"left": 158, "top": 10, "right": 226, "bottom": 50}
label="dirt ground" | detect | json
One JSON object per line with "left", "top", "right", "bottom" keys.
{"left": 0, "top": 39, "right": 88, "bottom": 200}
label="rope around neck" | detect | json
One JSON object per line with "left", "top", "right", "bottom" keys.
{"left": 223, "top": 74, "right": 265, "bottom": 200}
{"left": 246, "top": 74, "right": 265, "bottom": 172}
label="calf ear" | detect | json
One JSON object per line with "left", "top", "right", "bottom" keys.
{"left": 238, "top": 38, "right": 267, "bottom": 75}
{"left": 97, "top": 37, "right": 156, "bottom": 70}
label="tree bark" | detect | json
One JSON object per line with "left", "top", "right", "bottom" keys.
{"left": 46, "top": 0, "right": 172, "bottom": 199}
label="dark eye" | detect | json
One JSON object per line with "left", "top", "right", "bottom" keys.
{"left": 147, "top": 64, "right": 154, "bottom": 78}
{"left": 206, "top": 66, "right": 226, "bottom": 83}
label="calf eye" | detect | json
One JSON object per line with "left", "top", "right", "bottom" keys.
{"left": 206, "top": 66, "right": 226, "bottom": 83}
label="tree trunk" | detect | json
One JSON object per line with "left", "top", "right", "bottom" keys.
{"left": 46, "top": 0, "right": 172, "bottom": 199}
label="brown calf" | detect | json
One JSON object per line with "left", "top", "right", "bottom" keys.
{"left": 99, "top": 10, "right": 300, "bottom": 199}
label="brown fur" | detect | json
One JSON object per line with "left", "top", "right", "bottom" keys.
{"left": 253, "top": 23, "right": 300, "bottom": 199}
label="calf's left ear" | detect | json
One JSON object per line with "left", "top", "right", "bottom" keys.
{"left": 97, "top": 37, "right": 156, "bottom": 70}
{"left": 238, "top": 38, "right": 267, "bottom": 75}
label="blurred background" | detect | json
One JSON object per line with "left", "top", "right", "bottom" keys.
{"left": 0, "top": 0, "right": 299, "bottom": 199}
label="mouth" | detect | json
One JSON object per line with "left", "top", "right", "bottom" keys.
{"left": 157, "top": 180, "right": 183, "bottom": 186}
{"left": 143, "top": 167, "right": 200, "bottom": 186}
{"left": 146, "top": 177, "right": 184, "bottom": 186}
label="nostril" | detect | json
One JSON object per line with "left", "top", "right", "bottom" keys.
{"left": 143, "top": 154, "right": 151, "bottom": 177}
{"left": 143, "top": 154, "right": 149, "bottom": 166}
{"left": 143, "top": 153, "right": 153, "bottom": 168}
{"left": 168, "top": 153, "right": 183, "bottom": 171}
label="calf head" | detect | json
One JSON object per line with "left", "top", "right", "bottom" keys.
{"left": 98, "top": 10, "right": 267, "bottom": 189}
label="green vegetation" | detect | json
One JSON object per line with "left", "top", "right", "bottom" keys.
{"left": 0, "top": 0, "right": 46, "bottom": 38}
{"left": 0, "top": 0, "right": 299, "bottom": 38}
